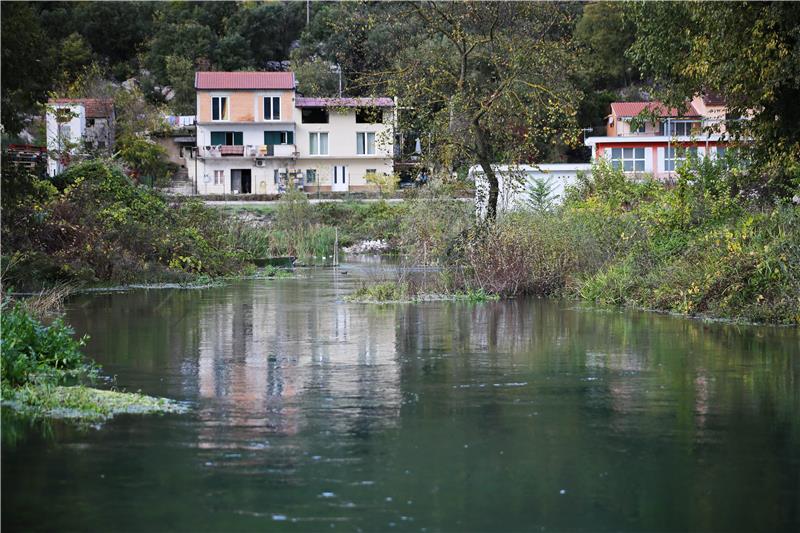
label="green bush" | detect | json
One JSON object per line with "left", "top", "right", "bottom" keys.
{"left": 2, "top": 160, "right": 254, "bottom": 288}
{"left": 1, "top": 300, "right": 89, "bottom": 389}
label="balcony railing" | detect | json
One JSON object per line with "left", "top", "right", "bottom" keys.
{"left": 197, "top": 144, "right": 296, "bottom": 159}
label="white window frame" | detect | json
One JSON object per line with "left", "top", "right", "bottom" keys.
{"left": 213, "top": 170, "right": 224, "bottom": 185}
{"left": 356, "top": 132, "right": 376, "bottom": 155}
{"left": 212, "top": 96, "right": 229, "bottom": 121}
{"left": 610, "top": 147, "right": 646, "bottom": 172}
{"left": 264, "top": 96, "right": 281, "bottom": 121}
{"left": 309, "top": 132, "right": 329, "bottom": 155}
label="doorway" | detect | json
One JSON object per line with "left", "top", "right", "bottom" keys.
{"left": 231, "top": 169, "right": 252, "bottom": 194}
{"left": 332, "top": 165, "right": 348, "bottom": 192}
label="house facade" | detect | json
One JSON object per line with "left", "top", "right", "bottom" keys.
{"left": 187, "top": 71, "right": 395, "bottom": 195}
{"left": 46, "top": 98, "right": 115, "bottom": 176}
{"left": 584, "top": 95, "right": 731, "bottom": 180}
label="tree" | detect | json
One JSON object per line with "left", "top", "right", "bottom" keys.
{"left": 165, "top": 56, "right": 197, "bottom": 115}
{"left": 1, "top": 2, "right": 54, "bottom": 134}
{"left": 376, "top": 1, "right": 581, "bottom": 220}
{"left": 291, "top": 58, "right": 342, "bottom": 97}
{"left": 627, "top": 1, "right": 800, "bottom": 197}
{"left": 574, "top": 2, "right": 638, "bottom": 90}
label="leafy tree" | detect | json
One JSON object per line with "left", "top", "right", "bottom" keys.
{"left": 1, "top": 2, "right": 54, "bottom": 134}
{"left": 574, "top": 2, "right": 638, "bottom": 90}
{"left": 57, "top": 33, "right": 95, "bottom": 85}
{"left": 627, "top": 1, "right": 800, "bottom": 197}
{"left": 377, "top": 1, "right": 582, "bottom": 220}
{"left": 165, "top": 56, "right": 197, "bottom": 115}
{"left": 292, "top": 58, "right": 342, "bottom": 97}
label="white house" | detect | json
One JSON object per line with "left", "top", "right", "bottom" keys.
{"left": 46, "top": 98, "right": 115, "bottom": 176}
{"left": 187, "top": 71, "right": 395, "bottom": 195}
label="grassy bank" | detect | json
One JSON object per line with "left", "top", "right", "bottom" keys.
{"left": 1, "top": 293, "right": 184, "bottom": 422}
{"left": 1, "top": 160, "right": 267, "bottom": 290}
{"left": 384, "top": 162, "right": 800, "bottom": 324}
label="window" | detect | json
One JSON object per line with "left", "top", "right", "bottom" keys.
{"left": 264, "top": 96, "right": 281, "bottom": 121}
{"left": 366, "top": 168, "right": 376, "bottom": 174}
{"left": 273, "top": 169, "right": 280, "bottom": 184}
{"left": 664, "top": 147, "right": 697, "bottom": 171}
{"left": 302, "top": 107, "right": 329, "bottom": 124}
{"left": 87, "top": 118, "right": 96, "bottom": 127}
{"left": 357, "top": 132, "right": 376, "bottom": 155}
{"left": 356, "top": 107, "right": 383, "bottom": 123}
{"left": 264, "top": 131, "right": 294, "bottom": 145}
{"left": 633, "top": 121, "right": 646, "bottom": 133}
{"left": 212, "top": 96, "right": 229, "bottom": 121}
{"left": 309, "top": 132, "right": 328, "bottom": 155}
{"left": 610, "top": 147, "right": 646, "bottom": 172}
{"left": 716, "top": 147, "right": 726, "bottom": 160}
{"left": 662, "top": 121, "right": 698, "bottom": 136}
{"left": 305, "top": 169, "right": 316, "bottom": 184}
{"left": 214, "top": 170, "right": 224, "bottom": 185}
{"left": 210, "top": 131, "right": 243, "bottom": 145}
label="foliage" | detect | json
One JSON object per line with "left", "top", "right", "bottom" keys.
{"left": 5, "top": 384, "right": 186, "bottom": 423}
{"left": 348, "top": 281, "right": 408, "bottom": 303}
{"left": 574, "top": 2, "right": 638, "bottom": 89}
{"left": 2, "top": 161, "right": 254, "bottom": 289}
{"left": 365, "top": 172, "right": 400, "bottom": 197}
{"left": 0, "top": 300, "right": 89, "bottom": 389}
{"left": 626, "top": 1, "right": 800, "bottom": 198}
{"left": 364, "top": 2, "right": 582, "bottom": 220}
{"left": 117, "top": 136, "right": 176, "bottom": 186}
{"left": 406, "top": 161, "right": 800, "bottom": 324}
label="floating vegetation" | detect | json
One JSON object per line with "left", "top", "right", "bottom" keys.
{"left": 345, "top": 281, "right": 499, "bottom": 304}
{"left": 3, "top": 385, "right": 188, "bottom": 423}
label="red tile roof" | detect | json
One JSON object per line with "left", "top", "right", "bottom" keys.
{"left": 48, "top": 98, "right": 114, "bottom": 118}
{"left": 610, "top": 101, "right": 699, "bottom": 118}
{"left": 295, "top": 97, "right": 395, "bottom": 108}
{"left": 195, "top": 71, "right": 295, "bottom": 90}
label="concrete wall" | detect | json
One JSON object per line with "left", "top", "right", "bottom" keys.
{"left": 197, "top": 90, "right": 295, "bottom": 123}
{"left": 472, "top": 164, "right": 592, "bottom": 218}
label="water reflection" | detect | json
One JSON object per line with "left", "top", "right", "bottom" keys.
{"left": 3, "top": 265, "right": 798, "bottom": 532}
{"left": 188, "top": 276, "right": 402, "bottom": 454}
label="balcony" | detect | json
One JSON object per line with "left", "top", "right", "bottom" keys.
{"left": 197, "top": 144, "right": 296, "bottom": 159}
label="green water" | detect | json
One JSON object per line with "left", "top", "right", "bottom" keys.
{"left": 3, "top": 263, "right": 799, "bottom": 532}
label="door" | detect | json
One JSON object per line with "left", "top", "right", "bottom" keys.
{"left": 231, "top": 169, "right": 252, "bottom": 193}
{"left": 332, "top": 165, "right": 348, "bottom": 192}
{"left": 240, "top": 169, "right": 252, "bottom": 194}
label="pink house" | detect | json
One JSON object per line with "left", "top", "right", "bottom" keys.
{"left": 584, "top": 95, "right": 732, "bottom": 180}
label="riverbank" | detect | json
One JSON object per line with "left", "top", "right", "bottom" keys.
{"left": 0, "top": 293, "right": 184, "bottom": 424}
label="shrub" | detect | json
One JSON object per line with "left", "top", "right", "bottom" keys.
{"left": 1, "top": 300, "right": 89, "bottom": 389}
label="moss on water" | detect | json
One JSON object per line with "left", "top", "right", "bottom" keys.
{"left": 3, "top": 385, "right": 188, "bottom": 423}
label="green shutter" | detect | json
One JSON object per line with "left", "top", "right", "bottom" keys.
{"left": 264, "top": 131, "right": 282, "bottom": 145}
{"left": 210, "top": 132, "right": 226, "bottom": 145}
{"left": 287, "top": 131, "right": 294, "bottom": 144}
{"left": 233, "top": 132, "right": 243, "bottom": 145}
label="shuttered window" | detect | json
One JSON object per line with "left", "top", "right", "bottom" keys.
{"left": 264, "top": 131, "right": 294, "bottom": 145}
{"left": 210, "top": 131, "right": 243, "bottom": 145}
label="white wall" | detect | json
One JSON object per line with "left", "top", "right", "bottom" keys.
{"left": 472, "top": 164, "right": 592, "bottom": 218}
{"left": 46, "top": 104, "right": 85, "bottom": 176}
{"left": 189, "top": 105, "right": 395, "bottom": 193}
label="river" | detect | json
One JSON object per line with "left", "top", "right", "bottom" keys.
{"left": 3, "top": 262, "right": 799, "bottom": 532}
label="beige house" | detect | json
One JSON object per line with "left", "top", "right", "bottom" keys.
{"left": 187, "top": 71, "right": 395, "bottom": 195}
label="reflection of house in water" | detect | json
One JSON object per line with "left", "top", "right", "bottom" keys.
{"left": 193, "top": 285, "right": 401, "bottom": 451}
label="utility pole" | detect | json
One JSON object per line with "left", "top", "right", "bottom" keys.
{"left": 306, "top": 0, "right": 310, "bottom": 26}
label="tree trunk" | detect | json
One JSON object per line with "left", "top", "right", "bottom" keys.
{"left": 474, "top": 123, "right": 499, "bottom": 221}
{"left": 480, "top": 158, "right": 499, "bottom": 222}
